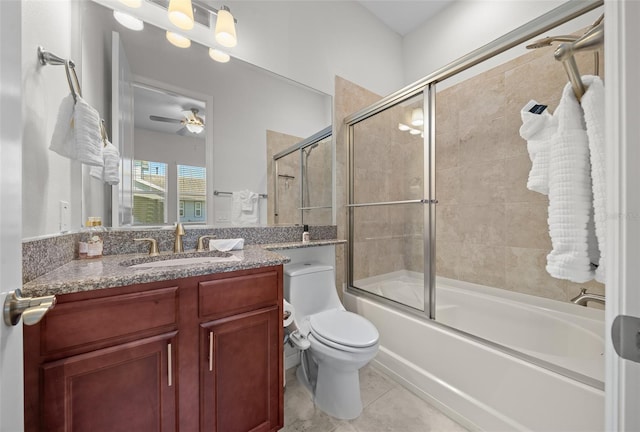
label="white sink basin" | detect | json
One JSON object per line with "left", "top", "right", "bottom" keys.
{"left": 128, "top": 255, "right": 241, "bottom": 269}
{"left": 122, "top": 251, "right": 242, "bottom": 269}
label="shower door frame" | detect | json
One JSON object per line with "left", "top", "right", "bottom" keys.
{"left": 345, "top": 0, "right": 604, "bottom": 390}
{"left": 273, "top": 126, "right": 332, "bottom": 225}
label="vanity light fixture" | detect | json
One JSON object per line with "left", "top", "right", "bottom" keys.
{"left": 411, "top": 108, "right": 424, "bottom": 126}
{"left": 113, "top": 10, "right": 145, "bottom": 31}
{"left": 215, "top": 5, "right": 237, "bottom": 48}
{"left": 119, "top": 0, "right": 142, "bottom": 7}
{"left": 409, "top": 128, "right": 421, "bottom": 135}
{"left": 166, "top": 31, "right": 191, "bottom": 48}
{"left": 209, "top": 48, "right": 230, "bottom": 63}
{"left": 168, "top": 0, "right": 195, "bottom": 30}
{"left": 398, "top": 123, "right": 410, "bottom": 131}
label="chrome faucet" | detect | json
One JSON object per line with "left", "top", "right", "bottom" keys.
{"left": 570, "top": 288, "right": 605, "bottom": 307}
{"left": 174, "top": 223, "right": 185, "bottom": 253}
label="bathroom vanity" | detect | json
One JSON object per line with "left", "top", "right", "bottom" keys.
{"left": 22, "top": 248, "right": 287, "bottom": 432}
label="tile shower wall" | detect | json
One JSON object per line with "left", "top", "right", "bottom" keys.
{"left": 302, "top": 135, "right": 333, "bottom": 226}
{"left": 266, "top": 130, "right": 302, "bottom": 225}
{"left": 335, "top": 77, "right": 385, "bottom": 295}
{"left": 351, "top": 99, "right": 424, "bottom": 281}
{"left": 435, "top": 33, "right": 605, "bottom": 303}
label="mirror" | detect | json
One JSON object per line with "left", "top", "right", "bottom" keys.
{"left": 269, "top": 127, "right": 332, "bottom": 226}
{"left": 22, "top": 0, "right": 332, "bottom": 238}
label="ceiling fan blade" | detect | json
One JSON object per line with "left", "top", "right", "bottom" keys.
{"left": 149, "top": 115, "right": 182, "bottom": 123}
{"left": 176, "top": 126, "right": 189, "bottom": 136}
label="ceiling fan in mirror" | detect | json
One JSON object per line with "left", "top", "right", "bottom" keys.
{"left": 150, "top": 107, "right": 205, "bottom": 135}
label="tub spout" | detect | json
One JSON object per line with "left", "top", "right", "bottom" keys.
{"left": 570, "top": 288, "right": 605, "bottom": 306}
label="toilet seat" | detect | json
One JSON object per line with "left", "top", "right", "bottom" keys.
{"left": 309, "top": 310, "right": 379, "bottom": 352}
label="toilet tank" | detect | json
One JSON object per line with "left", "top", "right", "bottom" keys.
{"left": 284, "top": 262, "right": 342, "bottom": 319}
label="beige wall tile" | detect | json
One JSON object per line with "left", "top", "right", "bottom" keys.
{"left": 505, "top": 247, "right": 566, "bottom": 301}
{"left": 458, "top": 204, "right": 506, "bottom": 247}
{"left": 459, "top": 159, "right": 506, "bottom": 204}
{"left": 504, "top": 155, "right": 548, "bottom": 203}
{"left": 505, "top": 202, "right": 551, "bottom": 250}
{"left": 435, "top": 167, "right": 460, "bottom": 205}
{"left": 459, "top": 116, "right": 507, "bottom": 167}
{"left": 458, "top": 244, "right": 506, "bottom": 289}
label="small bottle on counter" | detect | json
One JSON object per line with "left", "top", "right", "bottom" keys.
{"left": 78, "top": 220, "right": 90, "bottom": 259}
{"left": 302, "top": 225, "right": 310, "bottom": 243}
{"left": 87, "top": 217, "right": 105, "bottom": 258}
{"left": 80, "top": 217, "right": 104, "bottom": 259}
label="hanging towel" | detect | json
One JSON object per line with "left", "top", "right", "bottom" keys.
{"left": 519, "top": 100, "right": 558, "bottom": 195}
{"left": 74, "top": 96, "right": 104, "bottom": 167}
{"left": 49, "top": 94, "right": 104, "bottom": 166}
{"left": 581, "top": 75, "right": 606, "bottom": 283}
{"left": 90, "top": 141, "right": 121, "bottom": 185}
{"left": 545, "top": 82, "right": 598, "bottom": 283}
{"left": 230, "top": 190, "right": 259, "bottom": 225}
{"left": 49, "top": 94, "right": 75, "bottom": 159}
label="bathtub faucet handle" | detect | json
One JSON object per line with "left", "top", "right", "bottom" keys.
{"left": 570, "top": 288, "right": 605, "bottom": 306}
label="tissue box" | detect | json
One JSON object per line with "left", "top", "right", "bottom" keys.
{"left": 209, "top": 238, "right": 244, "bottom": 252}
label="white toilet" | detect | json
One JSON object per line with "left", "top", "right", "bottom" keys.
{"left": 284, "top": 262, "right": 379, "bottom": 420}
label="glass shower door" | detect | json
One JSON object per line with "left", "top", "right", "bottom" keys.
{"left": 349, "top": 93, "right": 427, "bottom": 311}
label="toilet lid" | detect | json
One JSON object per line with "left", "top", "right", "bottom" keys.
{"left": 309, "top": 310, "right": 379, "bottom": 348}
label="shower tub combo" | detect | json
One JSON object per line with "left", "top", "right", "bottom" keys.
{"left": 343, "top": 2, "right": 606, "bottom": 431}
{"left": 345, "top": 273, "right": 604, "bottom": 431}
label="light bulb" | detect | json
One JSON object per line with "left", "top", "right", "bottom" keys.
{"left": 113, "top": 11, "right": 144, "bottom": 31}
{"left": 166, "top": 31, "right": 191, "bottom": 48}
{"left": 215, "top": 7, "right": 237, "bottom": 48}
{"left": 168, "top": 0, "right": 194, "bottom": 30}
{"left": 411, "top": 108, "right": 424, "bottom": 126}
{"left": 209, "top": 48, "right": 230, "bottom": 63}
{"left": 185, "top": 123, "right": 204, "bottom": 134}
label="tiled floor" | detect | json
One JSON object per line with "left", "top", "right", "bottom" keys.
{"left": 281, "top": 365, "right": 470, "bottom": 432}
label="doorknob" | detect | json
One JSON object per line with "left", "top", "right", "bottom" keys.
{"left": 3, "top": 289, "right": 56, "bottom": 326}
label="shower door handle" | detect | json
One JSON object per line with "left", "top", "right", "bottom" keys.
{"left": 612, "top": 315, "right": 640, "bottom": 364}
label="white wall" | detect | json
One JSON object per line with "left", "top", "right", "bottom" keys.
{"left": 402, "top": 0, "right": 602, "bottom": 87}
{"left": 21, "top": 0, "right": 82, "bottom": 238}
{"left": 224, "top": 1, "right": 405, "bottom": 97}
{"left": 134, "top": 128, "right": 205, "bottom": 167}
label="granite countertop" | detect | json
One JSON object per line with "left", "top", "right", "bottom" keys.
{"left": 22, "top": 240, "right": 345, "bottom": 297}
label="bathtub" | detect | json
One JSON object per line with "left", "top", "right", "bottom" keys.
{"left": 345, "top": 271, "right": 605, "bottom": 431}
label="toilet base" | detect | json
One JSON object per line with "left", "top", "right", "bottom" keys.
{"left": 295, "top": 360, "right": 363, "bottom": 420}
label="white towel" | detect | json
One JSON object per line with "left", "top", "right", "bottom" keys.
{"left": 546, "top": 82, "right": 598, "bottom": 283}
{"left": 519, "top": 100, "right": 558, "bottom": 195}
{"left": 581, "top": 75, "right": 606, "bottom": 283}
{"left": 209, "top": 238, "right": 244, "bottom": 251}
{"left": 231, "top": 190, "right": 259, "bottom": 225}
{"left": 49, "top": 94, "right": 104, "bottom": 167}
{"left": 49, "top": 94, "right": 75, "bottom": 159}
{"left": 74, "top": 96, "right": 104, "bottom": 167}
{"left": 90, "top": 140, "right": 121, "bottom": 185}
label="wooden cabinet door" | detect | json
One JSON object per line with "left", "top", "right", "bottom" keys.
{"left": 41, "top": 332, "right": 177, "bottom": 432}
{"left": 201, "top": 306, "right": 283, "bottom": 432}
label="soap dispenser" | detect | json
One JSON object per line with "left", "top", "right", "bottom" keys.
{"left": 302, "top": 225, "right": 310, "bottom": 243}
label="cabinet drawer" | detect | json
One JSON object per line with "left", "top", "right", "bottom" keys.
{"left": 199, "top": 270, "right": 279, "bottom": 319}
{"left": 41, "top": 286, "right": 178, "bottom": 357}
